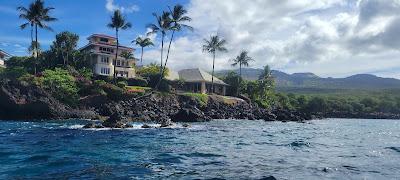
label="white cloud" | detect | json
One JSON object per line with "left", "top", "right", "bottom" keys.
{"left": 140, "top": 0, "right": 400, "bottom": 78}
{"left": 105, "top": 0, "right": 139, "bottom": 13}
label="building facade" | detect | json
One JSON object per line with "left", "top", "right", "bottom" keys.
{"left": 80, "top": 34, "right": 136, "bottom": 78}
{"left": 0, "top": 49, "right": 11, "bottom": 68}
{"left": 168, "top": 68, "right": 228, "bottom": 95}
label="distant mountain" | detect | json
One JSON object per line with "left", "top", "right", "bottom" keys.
{"left": 215, "top": 68, "right": 400, "bottom": 90}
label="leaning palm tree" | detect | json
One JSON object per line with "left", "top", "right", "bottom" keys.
{"left": 147, "top": 11, "right": 172, "bottom": 72}
{"left": 107, "top": 10, "right": 132, "bottom": 83}
{"left": 231, "top": 50, "right": 254, "bottom": 78}
{"left": 18, "top": 0, "right": 57, "bottom": 75}
{"left": 162, "top": 4, "right": 193, "bottom": 73}
{"left": 202, "top": 35, "right": 228, "bottom": 93}
{"left": 134, "top": 36, "right": 154, "bottom": 65}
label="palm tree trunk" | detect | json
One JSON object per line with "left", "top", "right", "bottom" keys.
{"left": 238, "top": 63, "right": 242, "bottom": 96}
{"left": 30, "top": 24, "right": 33, "bottom": 50}
{"left": 141, "top": 47, "right": 144, "bottom": 66}
{"left": 66, "top": 51, "right": 69, "bottom": 66}
{"left": 155, "top": 31, "right": 176, "bottom": 91}
{"left": 211, "top": 51, "right": 215, "bottom": 94}
{"left": 160, "top": 33, "right": 165, "bottom": 73}
{"left": 34, "top": 24, "right": 38, "bottom": 75}
{"left": 163, "top": 30, "right": 175, "bottom": 74}
{"left": 114, "top": 29, "right": 119, "bottom": 84}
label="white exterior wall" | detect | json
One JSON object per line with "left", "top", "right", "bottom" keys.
{"left": 92, "top": 54, "right": 135, "bottom": 78}
{"left": 0, "top": 59, "right": 4, "bottom": 68}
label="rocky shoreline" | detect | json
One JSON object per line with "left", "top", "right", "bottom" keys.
{"left": 0, "top": 81, "right": 316, "bottom": 128}
{"left": 2, "top": 81, "right": 397, "bottom": 129}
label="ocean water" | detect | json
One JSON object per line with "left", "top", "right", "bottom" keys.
{"left": 0, "top": 119, "right": 399, "bottom": 180}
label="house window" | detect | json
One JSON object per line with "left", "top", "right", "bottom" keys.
{"left": 99, "top": 47, "right": 114, "bottom": 53}
{"left": 100, "top": 68, "right": 110, "bottom": 75}
{"left": 116, "top": 60, "right": 121, "bottom": 66}
{"left": 100, "top": 38, "right": 108, "bottom": 43}
{"left": 101, "top": 56, "right": 109, "bottom": 63}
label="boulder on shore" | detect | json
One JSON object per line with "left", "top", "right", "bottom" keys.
{"left": 101, "top": 113, "right": 132, "bottom": 128}
{"left": 172, "top": 107, "right": 211, "bottom": 122}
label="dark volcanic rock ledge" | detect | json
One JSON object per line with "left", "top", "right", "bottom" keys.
{"left": 0, "top": 81, "right": 311, "bottom": 123}
{"left": 0, "top": 81, "right": 97, "bottom": 120}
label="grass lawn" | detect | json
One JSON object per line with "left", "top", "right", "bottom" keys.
{"left": 126, "top": 86, "right": 152, "bottom": 93}
{"left": 181, "top": 92, "right": 208, "bottom": 106}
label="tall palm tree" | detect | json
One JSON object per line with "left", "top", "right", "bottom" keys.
{"left": 17, "top": 4, "right": 35, "bottom": 48}
{"left": 231, "top": 50, "right": 254, "bottom": 78}
{"left": 18, "top": 0, "right": 57, "bottom": 75}
{"left": 202, "top": 35, "right": 228, "bottom": 93}
{"left": 162, "top": 4, "right": 193, "bottom": 73}
{"left": 147, "top": 11, "right": 172, "bottom": 72}
{"left": 134, "top": 36, "right": 154, "bottom": 65}
{"left": 107, "top": 10, "right": 132, "bottom": 83}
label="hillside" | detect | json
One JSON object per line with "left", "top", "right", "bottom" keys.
{"left": 215, "top": 68, "right": 400, "bottom": 90}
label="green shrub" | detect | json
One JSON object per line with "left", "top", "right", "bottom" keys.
{"left": 117, "top": 81, "right": 128, "bottom": 88}
{"left": 137, "top": 63, "right": 169, "bottom": 77}
{"left": 17, "top": 74, "right": 43, "bottom": 87}
{"left": 127, "top": 77, "right": 148, "bottom": 87}
{"left": 0, "top": 67, "right": 28, "bottom": 80}
{"left": 183, "top": 92, "right": 208, "bottom": 106}
{"left": 78, "top": 67, "right": 93, "bottom": 80}
{"left": 42, "top": 68, "right": 78, "bottom": 105}
{"left": 101, "top": 83, "right": 125, "bottom": 100}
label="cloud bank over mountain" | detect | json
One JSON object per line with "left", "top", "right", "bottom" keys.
{"left": 143, "top": 0, "right": 400, "bottom": 78}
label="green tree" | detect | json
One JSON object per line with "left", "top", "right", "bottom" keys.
{"left": 258, "top": 65, "right": 275, "bottom": 100}
{"left": 107, "top": 10, "right": 132, "bottom": 83}
{"left": 50, "top": 31, "right": 79, "bottom": 66}
{"left": 134, "top": 36, "right": 154, "bottom": 65}
{"left": 42, "top": 68, "right": 78, "bottom": 105}
{"left": 202, "top": 35, "right": 228, "bottom": 93}
{"left": 231, "top": 50, "right": 254, "bottom": 78}
{"left": 17, "top": 3, "right": 35, "bottom": 49}
{"left": 137, "top": 63, "right": 169, "bottom": 77}
{"left": 163, "top": 4, "right": 193, "bottom": 74}
{"left": 17, "top": 0, "right": 57, "bottom": 75}
{"left": 147, "top": 11, "right": 172, "bottom": 71}
{"left": 231, "top": 50, "right": 254, "bottom": 96}
{"left": 222, "top": 71, "right": 243, "bottom": 96}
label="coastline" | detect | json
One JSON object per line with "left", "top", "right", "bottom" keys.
{"left": 2, "top": 80, "right": 399, "bottom": 127}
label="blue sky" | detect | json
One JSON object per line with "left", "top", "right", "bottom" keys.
{"left": 0, "top": 0, "right": 188, "bottom": 56}
{"left": 1, "top": 0, "right": 400, "bottom": 79}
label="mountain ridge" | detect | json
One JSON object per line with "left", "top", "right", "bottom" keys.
{"left": 215, "top": 68, "right": 400, "bottom": 90}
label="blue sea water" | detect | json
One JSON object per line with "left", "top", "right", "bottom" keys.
{"left": 0, "top": 119, "right": 399, "bottom": 180}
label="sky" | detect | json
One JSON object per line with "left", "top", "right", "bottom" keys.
{"left": 1, "top": 0, "right": 400, "bottom": 79}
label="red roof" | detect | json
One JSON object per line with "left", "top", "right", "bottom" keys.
{"left": 88, "top": 34, "right": 116, "bottom": 40}
{"left": 79, "top": 43, "right": 134, "bottom": 51}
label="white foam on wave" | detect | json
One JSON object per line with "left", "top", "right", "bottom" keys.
{"left": 65, "top": 123, "right": 203, "bottom": 130}
{"left": 68, "top": 125, "right": 85, "bottom": 129}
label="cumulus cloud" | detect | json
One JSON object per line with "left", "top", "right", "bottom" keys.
{"left": 105, "top": 0, "right": 139, "bottom": 13}
{"left": 141, "top": 0, "right": 400, "bottom": 78}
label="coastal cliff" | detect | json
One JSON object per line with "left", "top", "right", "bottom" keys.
{"left": 0, "top": 81, "right": 311, "bottom": 124}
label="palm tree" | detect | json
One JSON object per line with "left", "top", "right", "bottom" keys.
{"left": 162, "top": 4, "right": 193, "bottom": 73}
{"left": 134, "top": 36, "right": 154, "bottom": 65}
{"left": 231, "top": 50, "right": 254, "bottom": 78}
{"left": 18, "top": 0, "right": 57, "bottom": 75}
{"left": 120, "top": 51, "right": 135, "bottom": 68}
{"left": 17, "top": 4, "right": 35, "bottom": 48}
{"left": 107, "top": 10, "right": 132, "bottom": 83}
{"left": 202, "top": 35, "right": 228, "bottom": 93}
{"left": 147, "top": 11, "right": 172, "bottom": 72}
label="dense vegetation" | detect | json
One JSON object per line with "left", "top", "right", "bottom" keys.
{"left": 220, "top": 69, "right": 400, "bottom": 117}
